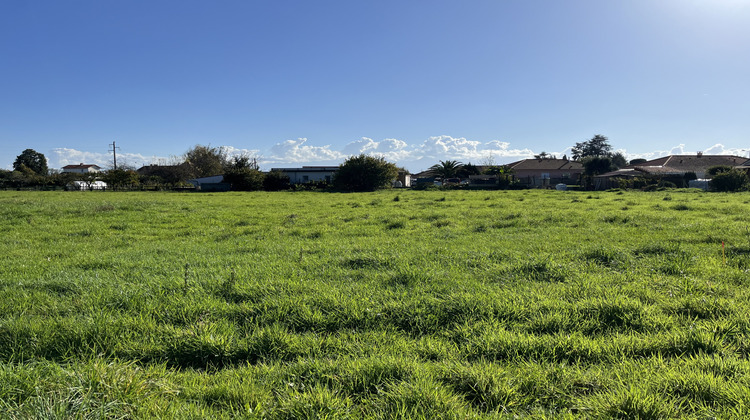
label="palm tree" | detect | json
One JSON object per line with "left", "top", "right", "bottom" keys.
{"left": 428, "top": 160, "right": 463, "bottom": 180}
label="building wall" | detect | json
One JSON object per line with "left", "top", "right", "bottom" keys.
{"left": 282, "top": 170, "right": 336, "bottom": 184}
{"left": 514, "top": 169, "right": 582, "bottom": 186}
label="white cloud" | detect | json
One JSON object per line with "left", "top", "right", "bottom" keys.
{"left": 620, "top": 143, "right": 750, "bottom": 162}
{"left": 670, "top": 144, "right": 687, "bottom": 155}
{"left": 341, "top": 137, "right": 410, "bottom": 161}
{"left": 49, "top": 148, "right": 170, "bottom": 170}
{"left": 702, "top": 143, "right": 748, "bottom": 156}
{"left": 43, "top": 139, "right": 750, "bottom": 173}
{"left": 266, "top": 138, "right": 344, "bottom": 165}
{"left": 219, "top": 146, "right": 262, "bottom": 161}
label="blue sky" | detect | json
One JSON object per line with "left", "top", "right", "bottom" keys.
{"left": 2, "top": 0, "right": 749, "bottom": 172}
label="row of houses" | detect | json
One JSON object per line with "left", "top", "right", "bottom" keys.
{"left": 594, "top": 154, "right": 750, "bottom": 189}
{"left": 411, "top": 155, "right": 750, "bottom": 189}
{"left": 61, "top": 154, "right": 750, "bottom": 191}
{"left": 412, "top": 158, "right": 586, "bottom": 187}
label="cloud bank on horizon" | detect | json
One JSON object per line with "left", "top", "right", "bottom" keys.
{"left": 46, "top": 136, "right": 749, "bottom": 172}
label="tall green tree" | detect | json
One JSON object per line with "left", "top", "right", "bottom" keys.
{"left": 103, "top": 169, "right": 140, "bottom": 189}
{"left": 334, "top": 154, "right": 398, "bottom": 191}
{"left": 571, "top": 135, "right": 613, "bottom": 161}
{"left": 184, "top": 145, "right": 227, "bottom": 178}
{"left": 429, "top": 160, "right": 463, "bottom": 179}
{"left": 458, "top": 163, "right": 481, "bottom": 178}
{"left": 14, "top": 149, "right": 48, "bottom": 175}
{"left": 711, "top": 169, "right": 748, "bottom": 192}
{"left": 223, "top": 154, "right": 264, "bottom": 191}
{"left": 611, "top": 152, "right": 628, "bottom": 168}
{"left": 263, "top": 170, "right": 291, "bottom": 191}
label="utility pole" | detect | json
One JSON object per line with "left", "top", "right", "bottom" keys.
{"left": 109, "top": 141, "right": 120, "bottom": 170}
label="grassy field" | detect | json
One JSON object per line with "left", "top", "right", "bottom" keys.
{"left": 1, "top": 189, "right": 750, "bottom": 418}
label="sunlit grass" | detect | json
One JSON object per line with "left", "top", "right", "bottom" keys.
{"left": 1, "top": 189, "right": 750, "bottom": 417}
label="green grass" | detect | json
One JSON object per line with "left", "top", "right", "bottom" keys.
{"left": 1, "top": 189, "right": 750, "bottom": 418}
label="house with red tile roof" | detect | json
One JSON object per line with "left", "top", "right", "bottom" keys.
{"left": 505, "top": 158, "right": 584, "bottom": 187}
{"left": 595, "top": 154, "right": 750, "bottom": 189}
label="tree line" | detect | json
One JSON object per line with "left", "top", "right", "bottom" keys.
{"left": 1, "top": 145, "right": 400, "bottom": 192}
{"left": 5, "top": 135, "right": 748, "bottom": 191}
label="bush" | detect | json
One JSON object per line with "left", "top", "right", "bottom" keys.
{"left": 706, "top": 165, "right": 733, "bottom": 177}
{"left": 333, "top": 154, "right": 398, "bottom": 192}
{"left": 710, "top": 169, "right": 749, "bottom": 192}
{"left": 263, "top": 170, "right": 290, "bottom": 191}
{"left": 657, "top": 180, "right": 677, "bottom": 189}
{"left": 224, "top": 168, "right": 264, "bottom": 191}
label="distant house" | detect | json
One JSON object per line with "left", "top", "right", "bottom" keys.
{"left": 626, "top": 154, "right": 747, "bottom": 179}
{"left": 271, "top": 166, "right": 339, "bottom": 184}
{"left": 61, "top": 163, "right": 102, "bottom": 174}
{"left": 396, "top": 171, "right": 411, "bottom": 188}
{"left": 187, "top": 175, "right": 231, "bottom": 192}
{"left": 595, "top": 154, "right": 749, "bottom": 189}
{"left": 67, "top": 180, "right": 107, "bottom": 191}
{"left": 505, "top": 158, "right": 583, "bottom": 187}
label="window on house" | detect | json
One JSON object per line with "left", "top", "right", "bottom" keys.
{"left": 541, "top": 173, "right": 550, "bottom": 179}
{"left": 303, "top": 175, "right": 309, "bottom": 182}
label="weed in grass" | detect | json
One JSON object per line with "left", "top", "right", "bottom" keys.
{"left": 582, "top": 248, "right": 629, "bottom": 267}
{"left": 432, "top": 220, "right": 451, "bottom": 228}
{"left": 510, "top": 260, "right": 568, "bottom": 282}
{"left": 385, "top": 220, "right": 406, "bottom": 230}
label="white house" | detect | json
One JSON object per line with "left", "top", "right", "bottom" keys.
{"left": 187, "top": 175, "right": 231, "bottom": 191}
{"left": 271, "top": 166, "right": 339, "bottom": 184}
{"left": 61, "top": 163, "right": 102, "bottom": 174}
{"left": 67, "top": 181, "right": 107, "bottom": 191}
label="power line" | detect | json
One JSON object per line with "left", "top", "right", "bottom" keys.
{"left": 109, "top": 141, "right": 121, "bottom": 170}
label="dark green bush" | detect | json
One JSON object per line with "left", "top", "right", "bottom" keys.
{"left": 711, "top": 169, "right": 749, "bottom": 192}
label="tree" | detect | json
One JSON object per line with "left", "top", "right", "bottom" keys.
{"left": 138, "top": 163, "right": 192, "bottom": 187}
{"left": 534, "top": 151, "right": 551, "bottom": 160}
{"left": 458, "top": 163, "right": 481, "bottom": 178}
{"left": 103, "top": 169, "right": 140, "bottom": 189}
{"left": 582, "top": 156, "right": 615, "bottom": 176}
{"left": 184, "top": 145, "right": 227, "bottom": 178}
{"left": 611, "top": 152, "right": 628, "bottom": 169}
{"left": 222, "top": 154, "right": 264, "bottom": 191}
{"left": 428, "top": 160, "right": 463, "bottom": 179}
{"left": 706, "top": 165, "right": 733, "bottom": 177}
{"left": 571, "top": 135, "right": 613, "bottom": 161}
{"left": 224, "top": 168, "right": 264, "bottom": 191}
{"left": 485, "top": 165, "right": 515, "bottom": 188}
{"left": 581, "top": 156, "right": 615, "bottom": 189}
{"left": 711, "top": 169, "right": 748, "bottom": 192}
{"left": 629, "top": 158, "right": 648, "bottom": 166}
{"left": 333, "top": 154, "right": 398, "bottom": 191}
{"left": 263, "top": 170, "right": 290, "bottom": 191}
{"left": 14, "top": 149, "right": 48, "bottom": 175}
